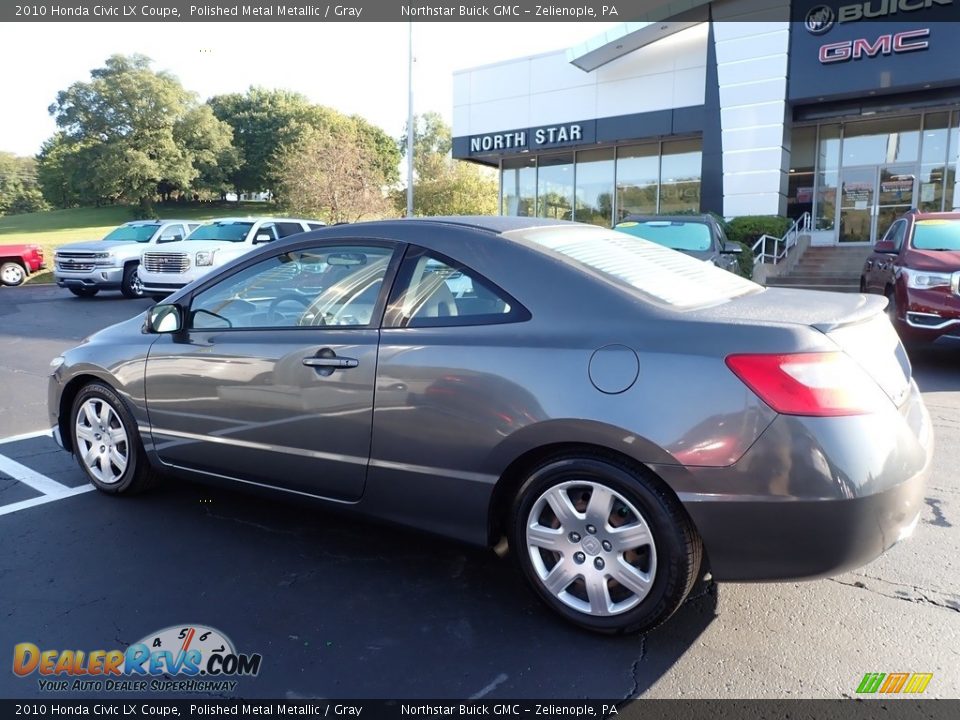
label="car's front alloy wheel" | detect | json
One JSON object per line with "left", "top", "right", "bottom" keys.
{"left": 510, "top": 455, "right": 701, "bottom": 634}
{"left": 71, "top": 382, "right": 160, "bottom": 494}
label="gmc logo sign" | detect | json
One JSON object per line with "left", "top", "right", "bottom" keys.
{"left": 819, "top": 28, "right": 930, "bottom": 63}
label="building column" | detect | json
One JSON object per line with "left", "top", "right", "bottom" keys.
{"left": 712, "top": 0, "right": 791, "bottom": 217}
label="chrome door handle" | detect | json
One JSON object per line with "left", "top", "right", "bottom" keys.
{"left": 303, "top": 356, "right": 358, "bottom": 369}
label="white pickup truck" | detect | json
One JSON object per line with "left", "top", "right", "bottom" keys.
{"left": 138, "top": 217, "right": 324, "bottom": 299}
{"left": 54, "top": 219, "right": 199, "bottom": 298}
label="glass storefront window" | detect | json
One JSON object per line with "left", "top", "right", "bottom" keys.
{"left": 536, "top": 154, "right": 574, "bottom": 220}
{"left": 501, "top": 157, "right": 536, "bottom": 217}
{"left": 574, "top": 149, "right": 614, "bottom": 227}
{"left": 842, "top": 116, "right": 920, "bottom": 166}
{"left": 919, "top": 113, "right": 950, "bottom": 212}
{"left": 815, "top": 124, "right": 841, "bottom": 230}
{"left": 615, "top": 144, "right": 658, "bottom": 220}
{"left": 788, "top": 126, "right": 816, "bottom": 221}
{"left": 659, "top": 139, "right": 702, "bottom": 213}
{"left": 946, "top": 110, "right": 959, "bottom": 211}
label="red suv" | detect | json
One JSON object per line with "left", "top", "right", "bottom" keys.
{"left": 861, "top": 210, "right": 960, "bottom": 344}
{"left": 0, "top": 244, "right": 46, "bottom": 287}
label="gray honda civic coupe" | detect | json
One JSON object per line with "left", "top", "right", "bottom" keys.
{"left": 48, "top": 217, "right": 932, "bottom": 634}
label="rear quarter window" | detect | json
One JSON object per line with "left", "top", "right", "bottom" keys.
{"left": 509, "top": 225, "right": 760, "bottom": 309}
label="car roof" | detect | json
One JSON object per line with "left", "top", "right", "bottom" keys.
{"left": 905, "top": 210, "right": 960, "bottom": 221}
{"left": 345, "top": 216, "right": 572, "bottom": 235}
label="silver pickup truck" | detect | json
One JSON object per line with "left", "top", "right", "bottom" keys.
{"left": 54, "top": 220, "right": 199, "bottom": 298}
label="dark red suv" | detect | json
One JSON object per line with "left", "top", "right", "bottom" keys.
{"left": 861, "top": 210, "right": 960, "bottom": 344}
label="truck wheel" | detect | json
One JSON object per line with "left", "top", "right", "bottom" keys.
{"left": 69, "top": 287, "right": 99, "bottom": 298}
{"left": 121, "top": 264, "right": 144, "bottom": 299}
{"left": 1, "top": 261, "right": 26, "bottom": 287}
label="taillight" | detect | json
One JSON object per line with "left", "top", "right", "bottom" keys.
{"left": 725, "top": 352, "right": 888, "bottom": 417}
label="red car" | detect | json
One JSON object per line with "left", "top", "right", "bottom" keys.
{"left": 0, "top": 243, "right": 46, "bottom": 287}
{"left": 861, "top": 210, "right": 960, "bottom": 345}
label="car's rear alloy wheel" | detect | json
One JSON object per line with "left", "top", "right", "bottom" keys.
{"left": 510, "top": 455, "right": 701, "bottom": 634}
{"left": 0, "top": 262, "right": 26, "bottom": 287}
{"left": 71, "top": 382, "right": 160, "bottom": 494}
{"left": 121, "top": 264, "right": 144, "bottom": 299}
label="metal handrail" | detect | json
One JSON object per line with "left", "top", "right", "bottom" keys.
{"left": 752, "top": 212, "right": 811, "bottom": 266}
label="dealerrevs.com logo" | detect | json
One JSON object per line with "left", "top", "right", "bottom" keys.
{"left": 12, "top": 624, "right": 262, "bottom": 693}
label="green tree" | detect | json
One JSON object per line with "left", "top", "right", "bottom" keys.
{"left": 277, "top": 124, "right": 394, "bottom": 224}
{"left": 42, "top": 54, "right": 235, "bottom": 211}
{"left": 0, "top": 152, "right": 49, "bottom": 216}
{"left": 398, "top": 113, "right": 497, "bottom": 216}
{"left": 209, "top": 89, "right": 399, "bottom": 198}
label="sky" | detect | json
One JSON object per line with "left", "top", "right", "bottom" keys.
{"left": 0, "top": 21, "right": 620, "bottom": 157}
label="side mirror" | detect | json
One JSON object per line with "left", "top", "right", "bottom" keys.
{"left": 721, "top": 242, "right": 743, "bottom": 254}
{"left": 874, "top": 240, "right": 897, "bottom": 254}
{"left": 254, "top": 233, "right": 272, "bottom": 244}
{"left": 146, "top": 304, "right": 182, "bottom": 334}
{"left": 158, "top": 235, "right": 178, "bottom": 243}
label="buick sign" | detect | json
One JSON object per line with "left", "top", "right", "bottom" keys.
{"left": 805, "top": 4, "right": 835, "bottom": 33}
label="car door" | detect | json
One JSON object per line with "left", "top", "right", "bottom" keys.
{"left": 144, "top": 240, "right": 401, "bottom": 502}
{"left": 867, "top": 219, "right": 906, "bottom": 291}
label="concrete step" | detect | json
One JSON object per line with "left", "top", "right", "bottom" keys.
{"left": 766, "top": 280, "right": 861, "bottom": 292}
{"left": 770, "top": 274, "right": 862, "bottom": 283}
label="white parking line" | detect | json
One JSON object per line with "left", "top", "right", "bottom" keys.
{"left": 0, "top": 428, "right": 94, "bottom": 517}
{"left": 0, "top": 453, "right": 74, "bottom": 496}
{"left": 0, "top": 485, "right": 94, "bottom": 517}
{"left": 0, "top": 428, "right": 53, "bottom": 444}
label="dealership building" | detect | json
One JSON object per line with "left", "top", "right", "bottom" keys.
{"left": 451, "top": 0, "right": 960, "bottom": 246}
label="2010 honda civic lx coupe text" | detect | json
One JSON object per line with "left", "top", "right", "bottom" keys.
{"left": 48, "top": 217, "right": 932, "bottom": 634}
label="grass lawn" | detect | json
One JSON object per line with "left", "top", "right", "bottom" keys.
{"left": 0, "top": 203, "right": 270, "bottom": 284}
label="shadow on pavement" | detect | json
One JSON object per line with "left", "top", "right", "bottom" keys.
{"left": 908, "top": 341, "right": 960, "bottom": 393}
{"left": 0, "top": 475, "right": 717, "bottom": 700}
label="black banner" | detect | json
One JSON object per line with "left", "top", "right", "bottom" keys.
{"left": 2, "top": 700, "right": 960, "bottom": 720}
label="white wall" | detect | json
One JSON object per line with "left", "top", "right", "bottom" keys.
{"left": 713, "top": 0, "right": 792, "bottom": 217}
{"left": 452, "top": 23, "right": 709, "bottom": 139}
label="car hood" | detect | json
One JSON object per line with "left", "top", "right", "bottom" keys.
{"left": 903, "top": 249, "right": 960, "bottom": 272}
{"left": 55, "top": 240, "right": 112, "bottom": 253}
{"left": 75, "top": 312, "right": 151, "bottom": 348}
{"left": 675, "top": 248, "right": 715, "bottom": 261}
{"left": 144, "top": 240, "right": 241, "bottom": 254}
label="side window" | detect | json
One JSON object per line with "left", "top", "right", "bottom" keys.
{"left": 386, "top": 247, "right": 529, "bottom": 329}
{"left": 254, "top": 224, "right": 279, "bottom": 244}
{"left": 888, "top": 220, "right": 907, "bottom": 251}
{"left": 308, "top": 223, "right": 325, "bottom": 231}
{"left": 158, "top": 225, "right": 184, "bottom": 243}
{"left": 276, "top": 222, "right": 307, "bottom": 238}
{"left": 189, "top": 245, "right": 394, "bottom": 330}
{"left": 187, "top": 223, "right": 201, "bottom": 234}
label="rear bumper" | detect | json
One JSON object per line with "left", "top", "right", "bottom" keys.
{"left": 656, "top": 381, "right": 932, "bottom": 581}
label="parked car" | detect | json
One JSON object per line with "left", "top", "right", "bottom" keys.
{"left": 138, "top": 217, "right": 324, "bottom": 300}
{"left": 54, "top": 220, "right": 199, "bottom": 298}
{"left": 613, "top": 214, "right": 743, "bottom": 275}
{"left": 860, "top": 210, "right": 960, "bottom": 345}
{"left": 49, "top": 217, "right": 930, "bottom": 634}
{"left": 0, "top": 243, "right": 45, "bottom": 286}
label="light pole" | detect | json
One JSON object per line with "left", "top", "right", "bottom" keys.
{"left": 406, "top": 21, "right": 414, "bottom": 218}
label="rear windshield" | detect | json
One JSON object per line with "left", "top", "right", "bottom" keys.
{"left": 614, "top": 220, "right": 712, "bottom": 252}
{"left": 102, "top": 224, "right": 159, "bottom": 243}
{"left": 185, "top": 222, "right": 254, "bottom": 242}
{"left": 912, "top": 219, "right": 960, "bottom": 251}
{"left": 509, "top": 225, "right": 760, "bottom": 309}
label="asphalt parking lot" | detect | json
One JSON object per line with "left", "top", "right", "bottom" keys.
{"left": 1, "top": 284, "right": 958, "bottom": 700}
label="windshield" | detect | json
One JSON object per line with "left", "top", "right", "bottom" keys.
{"left": 509, "top": 225, "right": 759, "bottom": 309}
{"left": 185, "top": 222, "right": 254, "bottom": 242}
{"left": 102, "top": 224, "right": 159, "bottom": 243}
{"left": 614, "top": 220, "right": 712, "bottom": 252}
{"left": 912, "top": 219, "right": 960, "bottom": 251}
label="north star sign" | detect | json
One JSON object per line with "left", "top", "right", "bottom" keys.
{"left": 469, "top": 123, "right": 586, "bottom": 153}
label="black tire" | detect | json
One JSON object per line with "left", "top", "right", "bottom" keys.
{"left": 120, "top": 264, "right": 144, "bottom": 299}
{"left": 70, "top": 381, "right": 161, "bottom": 495}
{"left": 0, "top": 261, "right": 27, "bottom": 287}
{"left": 69, "top": 287, "right": 99, "bottom": 298}
{"left": 509, "top": 454, "right": 701, "bottom": 634}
